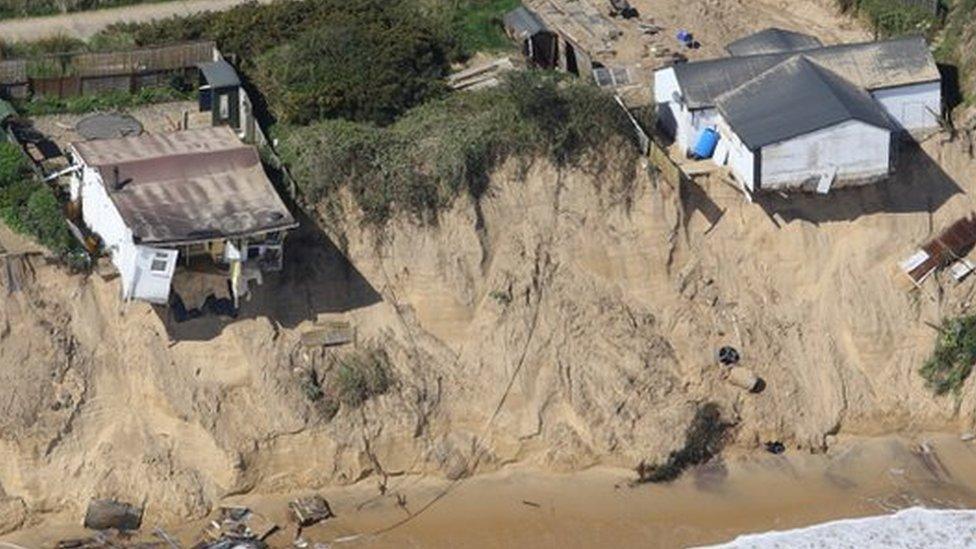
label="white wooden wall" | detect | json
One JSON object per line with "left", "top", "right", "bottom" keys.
{"left": 716, "top": 117, "right": 757, "bottom": 191}
{"left": 760, "top": 120, "right": 890, "bottom": 190}
{"left": 870, "top": 81, "right": 942, "bottom": 132}
{"left": 653, "top": 68, "right": 719, "bottom": 152}
{"left": 79, "top": 165, "right": 141, "bottom": 298}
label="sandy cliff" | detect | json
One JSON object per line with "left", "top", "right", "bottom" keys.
{"left": 2, "top": 134, "right": 976, "bottom": 532}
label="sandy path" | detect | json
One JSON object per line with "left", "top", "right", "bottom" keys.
{"left": 0, "top": 0, "right": 273, "bottom": 42}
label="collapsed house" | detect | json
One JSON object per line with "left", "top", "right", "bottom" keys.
{"left": 68, "top": 127, "right": 297, "bottom": 305}
{"left": 653, "top": 31, "right": 942, "bottom": 193}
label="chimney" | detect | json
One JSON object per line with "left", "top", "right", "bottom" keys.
{"left": 113, "top": 166, "right": 121, "bottom": 191}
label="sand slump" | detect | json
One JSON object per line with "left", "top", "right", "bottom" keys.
{"left": 2, "top": 135, "right": 976, "bottom": 537}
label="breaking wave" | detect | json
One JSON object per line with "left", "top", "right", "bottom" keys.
{"left": 705, "top": 507, "right": 976, "bottom": 548}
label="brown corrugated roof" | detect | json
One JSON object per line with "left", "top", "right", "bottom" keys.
{"left": 72, "top": 127, "right": 297, "bottom": 245}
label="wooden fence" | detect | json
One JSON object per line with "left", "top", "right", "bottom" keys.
{"left": 0, "top": 41, "right": 216, "bottom": 100}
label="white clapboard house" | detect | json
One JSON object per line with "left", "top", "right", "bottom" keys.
{"left": 653, "top": 31, "right": 942, "bottom": 193}
{"left": 69, "top": 127, "right": 297, "bottom": 304}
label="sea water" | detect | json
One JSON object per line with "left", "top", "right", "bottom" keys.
{"left": 706, "top": 507, "right": 976, "bottom": 548}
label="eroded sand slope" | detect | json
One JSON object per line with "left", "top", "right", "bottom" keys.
{"left": 2, "top": 134, "right": 976, "bottom": 534}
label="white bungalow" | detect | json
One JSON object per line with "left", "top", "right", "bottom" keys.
{"left": 68, "top": 127, "right": 297, "bottom": 305}
{"left": 653, "top": 32, "right": 942, "bottom": 192}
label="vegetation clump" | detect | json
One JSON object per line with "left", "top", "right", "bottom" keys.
{"left": 335, "top": 349, "right": 393, "bottom": 408}
{"left": 251, "top": 2, "right": 455, "bottom": 125}
{"left": 17, "top": 84, "right": 192, "bottom": 116}
{"left": 920, "top": 314, "right": 976, "bottom": 395}
{"left": 635, "top": 402, "right": 731, "bottom": 483}
{"left": 277, "top": 71, "right": 640, "bottom": 225}
{"left": 836, "top": 0, "right": 939, "bottom": 37}
{"left": 0, "top": 142, "right": 74, "bottom": 254}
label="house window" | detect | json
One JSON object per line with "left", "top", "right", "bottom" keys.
{"left": 150, "top": 252, "right": 169, "bottom": 272}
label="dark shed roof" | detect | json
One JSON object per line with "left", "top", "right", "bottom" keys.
{"left": 716, "top": 56, "right": 892, "bottom": 150}
{"left": 197, "top": 60, "right": 241, "bottom": 89}
{"left": 503, "top": 6, "right": 548, "bottom": 40}
{"left": 672, "top": 36, "right": 940, "bottom": 109}
{"left": 725, "top": 28, "right": 823, "bottom": 56}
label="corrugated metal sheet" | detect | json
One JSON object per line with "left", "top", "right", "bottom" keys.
{"left": 716, "top": 56, "right": 892, "bottom": 150}
{"left": 503, "top": 6, "right": 548, "bottom": 39}
{"left": 725, "top": 28, "right": 823, "bottom": 56}
{"left": 72, "top": 127, "right": 296, "bottom": 245}
{"left": 674, "top": 36, "right": 940, "bottom": 109}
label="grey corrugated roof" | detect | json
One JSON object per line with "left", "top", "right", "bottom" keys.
{"left": 197, "top": 60, "right": 241, "bottom": 89}
{"left": 503, "top": 6, "right": 548, "bottom": 39}
{"left": 716, "top": 56, "right": 892, "bottom": 150}
{"left": 72, "top": 127, "right": 296, "bottom": 245}
{"left": 672, "top": 35, "right": 939, "bottom": 109}
{"left": 725, "top": 28, "right": 823, "bottom": 56}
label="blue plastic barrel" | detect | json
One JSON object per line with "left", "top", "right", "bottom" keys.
{"left": 676, "top": 30, "right": 693, "bottom": 44}
{"left": 692, "top": 128, "right": 719, "bottom": 159}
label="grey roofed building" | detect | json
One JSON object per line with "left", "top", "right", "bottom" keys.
{"left": 725, "top": 28, "right": 823, "bottom": 56}
{"left": 503, "top": 6, "right": 548, "bottom": 40}
{"left": 716, "top": 56, "right": 892, "bottom": 150}
{"left": 197, "top": 60, "right": 241, "bottom": 89}
{"left": 72, "top": 127, "right": 296, "bottom": 245}
{"left": 673, "top": 35, "right": 940, "bottom": 109}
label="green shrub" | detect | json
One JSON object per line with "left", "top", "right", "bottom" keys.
{"left": 252, "top": 2, "right": 454, "bottom": 125}
{"left": 635, "top": 403, "right": 731, "bottom": 483}
{"left": 278, "top": 71, "right": 640, "bottom": 225}
{"left": 452, "top": 0, "right": 521, "bottom": 53}
{"left": 23, "top": 188, "right": 73, "bottom": 254}
{"left": 839, "top": 0, "right": 938, "bottom": 37}
{"left": 18, "top": 85, "right": 193, "bottom": 116}
{"left": 920, "top": 314, "right": 976, "bottom": 395}
{"left": 0, "top": 142, "right": 75, "bottom": 255}
{"left": 335, "top": 349, "right": 393, "bottom": 408}
{"left": 0, "top": 142, "right": 29, "bottom": 188}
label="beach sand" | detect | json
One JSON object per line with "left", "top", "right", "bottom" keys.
{"left": 7, "top": 432, "right": 976, "bottom": 548}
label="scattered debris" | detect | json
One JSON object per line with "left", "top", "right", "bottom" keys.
{"left": 722, "top": 366, "right": 763, "bottom": 393}
{"left": 961, "top": 433, "right": 976, "bottom": 442}
{"left": 607, "top": 0, "right": 638, "bottom": 19}
{"left": 83, "top": 499, "right": 143, "bottom": 532}
{"left": 288, "top": 495, "right": 334, "bottom": 527}
{"left": 900, "top": 214, "right": 976, "bottom": 287}
{"left": 521, "top": 500, "right": 541, "bottom": 508}
{"left": 716, "top": 346, "right": 740, "bottom": 366}
{"left": 764, "top": 441, "right": 786, "bottom": 454}
{"left": 197, "top": 506, "right": 278, "bottom": 548}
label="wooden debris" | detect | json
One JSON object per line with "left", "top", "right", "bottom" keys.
{"left": 288, "top": 495, "right": 334, "bottom": 527}
{"left": 300, "top": 321, "right": 354, "bottom": 348}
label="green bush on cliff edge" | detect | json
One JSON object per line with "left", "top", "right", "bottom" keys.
{"left": 920, "top": 314, "right": 976, "bottom": 395}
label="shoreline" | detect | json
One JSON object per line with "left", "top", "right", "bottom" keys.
{"left": 6, "top": 432, "right": 976, "bottom": 547}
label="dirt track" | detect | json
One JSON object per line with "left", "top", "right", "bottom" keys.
{"left": 0, "top": 0, "right": 273, "bottom": 41}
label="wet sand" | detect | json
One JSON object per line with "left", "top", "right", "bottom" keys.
{"left": 7, "top": 433, "right": 976, "bottom": 548}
